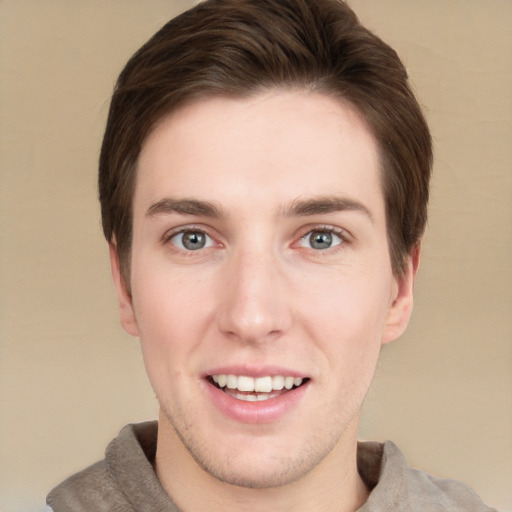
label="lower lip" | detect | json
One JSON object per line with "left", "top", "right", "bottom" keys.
{"left": 203, "top": 380, "right": 310, "bottom": 424}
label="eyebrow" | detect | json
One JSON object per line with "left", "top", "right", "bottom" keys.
{"left": 146, "top": 198, "right": 225, "bottom": 218}
{"left": 146, "top": 195, "right": 373, "bottom": 222}
{"left": 285, "top": 196, "right": 373, "bottom": 221}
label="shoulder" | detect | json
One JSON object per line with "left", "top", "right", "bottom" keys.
{"left": 46, "top": 459, "right": 134, "bottom": 512}
{"left": 46, "top": 422, "right": 159, "bottom": 512}
{"left": 358, "top": 441, "right": 497, "bottom": 512}
{"left": 404, "top": 463, "right": 497, "bottom": 511}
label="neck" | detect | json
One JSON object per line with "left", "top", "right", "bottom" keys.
{"left": 155, "top": 410, "right": 369, "bottom": 512}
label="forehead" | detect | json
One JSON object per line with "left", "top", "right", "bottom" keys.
{"left": 134, "top": 90, "right": 383, "bottom": 219}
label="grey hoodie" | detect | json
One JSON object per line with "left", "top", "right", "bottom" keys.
{"left": 47, "top": 421, "right": 496, "bottom": 512}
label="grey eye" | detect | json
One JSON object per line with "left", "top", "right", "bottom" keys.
{"left": 299, "top": 230, "right": 342, "bottom": 250}
{"left": 171, "top": 231, "right": 213, "bottom": 251}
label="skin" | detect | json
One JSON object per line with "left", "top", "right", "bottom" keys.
{"left": 110, "top": 89, "right": 418, "bottom": 511}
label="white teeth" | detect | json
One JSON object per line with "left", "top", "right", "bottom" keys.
{"left": 211, "top": 374, "right": 305, "bottom": 393}
{"left": 231, "top": 392, "right": 268, "bottom": 402}
{"left": 239, "top": 393, "right": 257, "bottom": 401}
{"left": 226, "top": 375, "right": 237, "bottom": 389}
{"left": 272, "top": 375, "right": 285, "bottom": 390}
{"left": 254, "top": 376, "right": 272, "bottom": 393}
{"left": 237, "top": 375, "right": 255, "bottom": 392}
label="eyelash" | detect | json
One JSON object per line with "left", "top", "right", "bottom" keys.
{"left": 161, "top": 224, "right": 351, "bottom": 253}
{"left": 296, "top": 225, "right": 350, "bottom": 251}
{"left": 162, "top": 225, "right": 216, "bottom": 251}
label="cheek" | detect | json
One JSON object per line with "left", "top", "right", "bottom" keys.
{"left": 131, "top": 269, "right": 215, "bottom": 382}
{"left": 302, "top": 267, "right": 393, "bottom": 343}
{"left": 133, "top": 256, "right": 213, "bottom": 329}
{"left": 297, "top": 265, "right": 393, "bottom": 392}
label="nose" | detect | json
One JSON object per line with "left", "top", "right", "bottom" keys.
{"left": 216, "top": 247, "right": 292, "bottom": 344}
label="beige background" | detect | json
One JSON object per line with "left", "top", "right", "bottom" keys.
{"left": 0, "top": 1, "right": 510, "bottom": 511}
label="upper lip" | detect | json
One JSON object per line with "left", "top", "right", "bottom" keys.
{"left": 202, "top": 365, "right": 309, "bottom": 379}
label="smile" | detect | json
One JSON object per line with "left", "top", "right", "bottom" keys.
{"left": 209, "top": 374, "right": 307, "bottom": 402}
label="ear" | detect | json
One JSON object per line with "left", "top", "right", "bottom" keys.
{"left": 109, "top": 243, "right": 139, "bottom": 337}
{"left": 382, "top": 243, "right": 421, "bottom": 345}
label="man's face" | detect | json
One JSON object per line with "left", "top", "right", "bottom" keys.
{"left": 112, "top": 90, "right": 414, "bottom": 487}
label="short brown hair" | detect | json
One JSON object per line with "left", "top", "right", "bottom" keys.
{"left": 99, "top": 0, "right": 432, "bottom": 280}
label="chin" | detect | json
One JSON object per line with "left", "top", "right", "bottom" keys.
{"left": 194, "top": 452, "right": 321, "bottom": 489}
{"left": 169, "top": 415, "right": 342, "bottom": 490}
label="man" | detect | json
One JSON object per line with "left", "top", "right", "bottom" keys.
{"left": 47, "top": 0, "right": 495, "bottom": 510}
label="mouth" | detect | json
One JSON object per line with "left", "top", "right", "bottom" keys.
{"left": 207, "top": 374, "right": 309, "bottom": 402}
